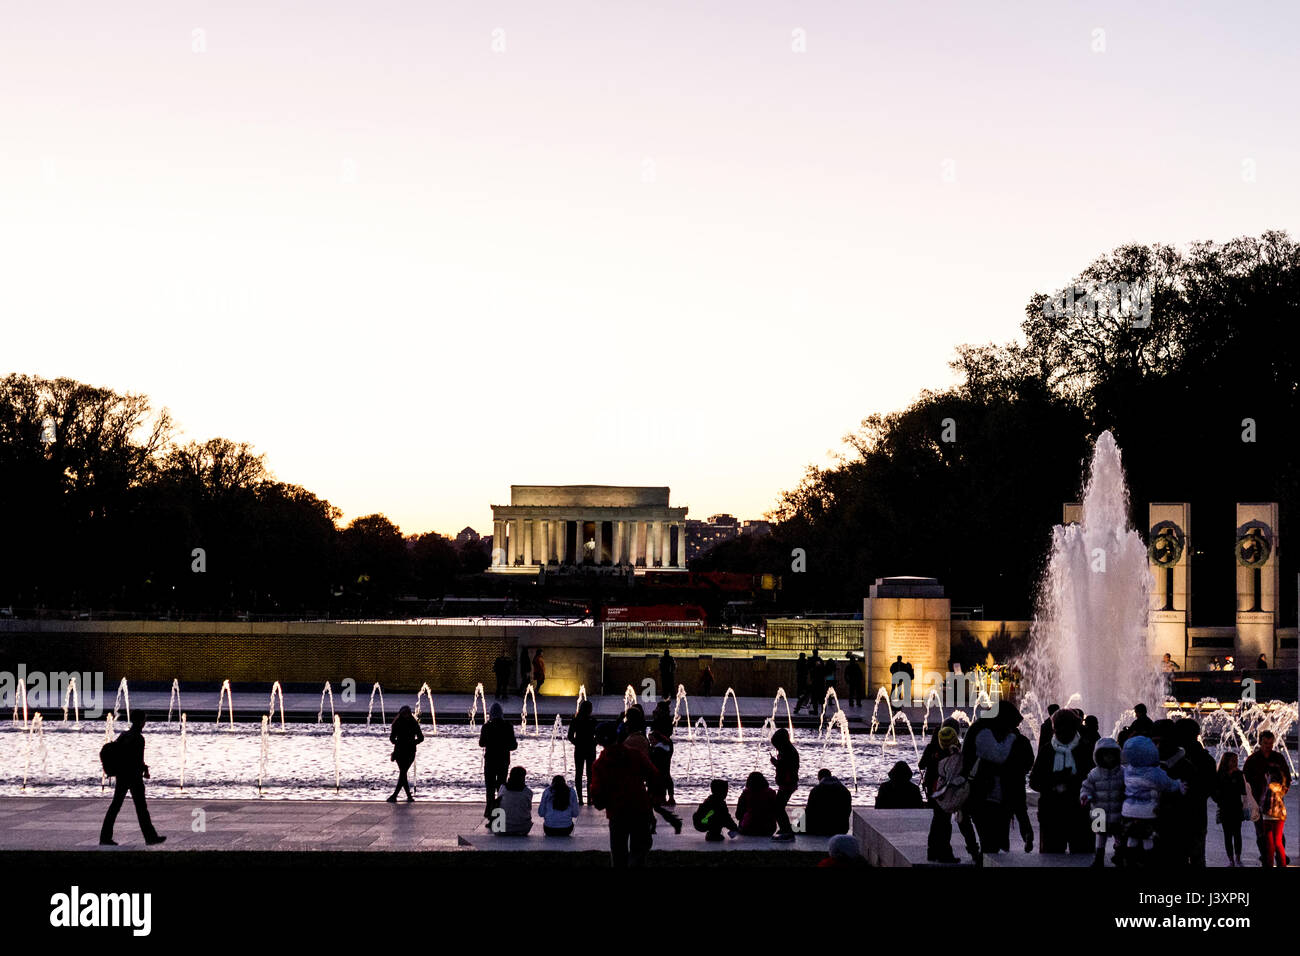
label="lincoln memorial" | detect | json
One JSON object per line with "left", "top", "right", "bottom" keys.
{"left": 489, "top": 485, "right": 688, "bottom": 573}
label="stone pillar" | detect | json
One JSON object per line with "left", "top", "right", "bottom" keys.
{"left": 594, "top": 520, "right": 604, "bottom": 566}
{"left": 553, "top": 519, "right": 564, "bottom": 564}
{"left": 523, "top": 519, "right": 533, "bottom": 566}
{"left": 1236, "top": 503, "right": 1279, "bottom": 665}
{"left": 863, "top": 576, "right": 949, "bottom": 702}
{"left": 658, "top": 521, "right": 668, "bottom": 568}
{"left": 676, "top": 522, "right": 687, "bottom": 568}
{"left": 646, "top": 521, "right": 658, "bottom": 567}
{"left": 628, "top": 520, "right": 637, "bottom": 565}
{"left": 574, "top": 518, "right": 585, "bottom": 564}
{"left": 541, "top": 520, "right": 552, "bottom": 566}
{"left": 492, "top": 520, "right": 504, "bottom": 565}
{"left": 613, "top": 521, "right": 624, "bottom": 566}
{"left": 1148, "top": 503, "right": 1190, "bottom": 667}
{"left": 507, "top": 519, "right": 518, "bottom": 565}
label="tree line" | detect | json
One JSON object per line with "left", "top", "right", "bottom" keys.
{"left": 0, "top": 376, "right": 486, "bottom": 618}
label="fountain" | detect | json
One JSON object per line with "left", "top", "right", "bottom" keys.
{"left": 770, "top": 687, "right": 794, "bottom": 734}
{"left": 22, "top": 714, "right": 46, "bottom": 790}
{"left": 718, "top": 688, "right": 743, "bottom": 740}
{"left": 817, "top": 687, "right": 842, "bottom": 738}
{"left": 1018, "top": 430, "right": 1164, "bottom": 736}
{"left": 63, "top": 677, "right": 80, "bottom": 725}
{"left": 416, "top": 682, "right": 439, "bottom": 731}
{"left": 467, "top": 683, "right": 486, "bottom": 728}
{"left": 753, "top": 717, "right": 777, "bottom": 771}
{"left": 216, "top": 680, "right": 235, "bottom": 727}
{"left": 101, "top": 714, "right": 114, "bottom": 790}
{"left": 921, "top": 686, "right": 944, "bottom": 737}
{"left": 179, "top": 713, "right": 187, "bottom": 789}
{"left": 268, "top": 681, "right": 286, "bottom": 730}
{"left": 11, "top": 678, "right": 28, "bottom": 728}
{"left": 684, "top": 716, "right": 715, "bottom": 777}
{"left": 112, "top": 678, "right": 130, "bottom": 724}
{"left": 673, "top": 685, "right": 692, "bottom": 737}
{"left": 823, "top": 710, "right": 858, "bottom": 789}
{"left": 546, "top": 714, "right": 568, "bottom": 777}
{"left": 332, "top": 714, "right": 342, "bottom": 792}
{"left": 367, "top": 683, "right": 386, "bottom": 726}
{"left": 258, "top": 715, "right": 270, "bottom": 793}
{"left": 166, "top": 679, "right": 181, "bottom": 722}
{"left": 520, "top": 685, "right": 539, "bottom": 736}
{"left": 317, "top": 681, "right": 334, "bottom": 724}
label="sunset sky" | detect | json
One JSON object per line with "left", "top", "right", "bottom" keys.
{"left": 3, "top": 1, "right": 1297, "bottom": 535}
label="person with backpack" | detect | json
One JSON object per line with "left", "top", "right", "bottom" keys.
{"left": 99, "top": 712, "right": 165, "bottom": 846}
{"left": 928, "top": 726, "right": 980, "bottom": 865}
{"left": 693, "top": 778, "right": 739, "bottom": 842}
{"left": 1079, "top": 737, "right": 1124, "bottom": 867}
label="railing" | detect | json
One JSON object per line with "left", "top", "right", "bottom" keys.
{"left": 602, "top": 618, "right": 862, "bottom": 653}
{"left": 764, "top": 619, "right": 862, "bottom": 652}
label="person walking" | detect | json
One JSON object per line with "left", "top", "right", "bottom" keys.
{"left": 1172, "top": 718, "right": 1217, "bottom": 867}
{"left": 1245, "top": 731, "right": 1291, "bottom": 865}
{"left": 659, "top": 647, "right": 676, "bottom": 699}
{"left": 770, "top": 728, "right": 800, "bottom": 841}
{"left": 929, "top": 726, "right": 981, "bottom": 865}
{"left": 532, "top": 650, "right": 546, "bottom": 695}
{"left": 1259, "top": 769, "right": 1289, "bottom": 867}
{"left": 99, "top": 712, "right": 165, "bottom": 846}
{"left": 590, "top": 721, "right": 659, "bottom": 867}
{"left": 963, "top": 702, "right": 1032, "bottom": 855}
{"left": 567, "top": 698, "right": 598, "bottom": 805}
{"left": 387, "top": 705, "right": 424, "bottom": 802}
{"left": 492, "top": 653, "right": 512, "bottom": 701}
{"left": 1212, "top": 751, "right": 1247, "bottom": 866}
{"left": 699, "top": 664, "right": 714, "bottom": 698}
{"left": 479, "top": 702, "right": 518, "bottom": 823}
{"left": 844, "top": 654, "right": 863, "bottom": 708}
{"left": 1079, "top": 737, "right": 1124, "bottom": 867}
{"left": 538, "top": 774, "right": 581, "bottom": 836}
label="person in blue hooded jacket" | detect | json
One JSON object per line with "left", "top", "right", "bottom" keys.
{"left": 1120, "top": 734, "right": 1185, "bottom": 868}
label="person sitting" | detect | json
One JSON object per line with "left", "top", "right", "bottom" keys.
{"left": 494, "top": 766, "right": 534, "bottom": 835}
{"left": 817, "top": 834, "right": 866, "bottom": 867}
{"left": 805, "top": 768, "right": 852, "bottom": 836}
{"left": 692, "top": 778, "right": 739, "bottom": 842}
{"left": 875, "top": 761, "right": 924, "bottom": 809}
{"left": 538, "top": 774, "right": 580, "bottom": 836}
{"left": 736, "top": 771, "right": 781, "bottom": 836}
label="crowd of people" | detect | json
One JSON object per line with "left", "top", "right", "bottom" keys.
{"left": 902, "top": 700, "right": 1292, "bottom": 867}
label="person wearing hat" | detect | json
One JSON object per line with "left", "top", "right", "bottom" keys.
{"left": 875, "top": 760, "right": 924, "bottom": 809}
{"left": 817, "top": 834, "right": 866, "bottom": 867}
{"left": 926, "top": 725, "right": 981, "bottom": 864}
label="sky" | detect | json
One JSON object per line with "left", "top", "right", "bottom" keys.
{"left": 2, "top": 1, "right": 1297, "bottom": 535}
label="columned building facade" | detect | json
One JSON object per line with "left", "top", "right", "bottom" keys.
{"left": 489, "top": 485, "right": 688, "bottom": 573}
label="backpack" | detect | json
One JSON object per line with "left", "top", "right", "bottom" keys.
{"left": 932, "top": 751, "right": 971, "bottom": 813}
{"left": 99, "top": 737, "right": 123, "bottom": 778}
{"left": 692, "top": 802, "right": 714, "bottom": 832}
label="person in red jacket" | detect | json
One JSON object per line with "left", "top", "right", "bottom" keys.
{"left": 590, "top": 721, "right": 659, "bottom": 867}
{"left": 736, "top": 771, "right": 781, "bottom": 836}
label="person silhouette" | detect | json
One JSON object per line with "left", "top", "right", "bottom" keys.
{"left": 479, "top": 702, "right": 518, "bottom": 823}
{"left": 387, "top": 705, "right": 425, "bottom": 802}
{"left": 99, "top": 712, "right": 165, "bottom": 846}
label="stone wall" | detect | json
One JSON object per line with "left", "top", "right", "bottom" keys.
{"left": 0, "top": 620, "right": 602, "bottom": 696}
